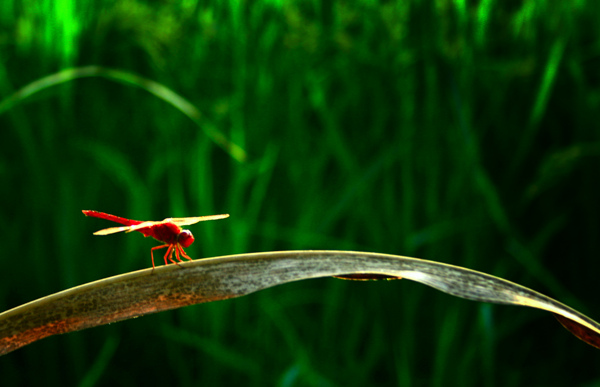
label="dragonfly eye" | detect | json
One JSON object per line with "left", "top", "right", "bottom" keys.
{"left": 178, "top": 230, "right": 195, "bottom": 248}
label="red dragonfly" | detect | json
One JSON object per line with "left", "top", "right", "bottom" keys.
{"left": 82, "top": 210, "right": 229, "bottom": 269}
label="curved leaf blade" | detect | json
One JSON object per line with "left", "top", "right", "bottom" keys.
{"left": 0, "top": 250, "right": 598, "bottom": 356}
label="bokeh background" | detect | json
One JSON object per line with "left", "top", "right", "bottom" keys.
{"left": 1, "top": 0, "right": 600, "bottom": 385}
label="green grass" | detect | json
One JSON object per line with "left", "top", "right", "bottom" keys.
{"left": 1, "top": 0, "right": 600, "bottom": 385}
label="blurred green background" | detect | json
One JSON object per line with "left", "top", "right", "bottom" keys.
{"left": 1, "top": 0, "right": 600, "bottom": 385}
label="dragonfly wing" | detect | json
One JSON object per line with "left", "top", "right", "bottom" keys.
{"left": 167, "top": 214, "right": 229, "bottom": 226}
{"left": 124, "top": 221, "right": 159, "bottom": 233}
{"left": 93, "top": 225, "right": 135, "bottom": 235}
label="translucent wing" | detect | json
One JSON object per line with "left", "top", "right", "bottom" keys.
{"left": 124, "top": 221, "right": 162, "bottom": 233}
{"left": 167, "top": 214, "right": 230, "bottom": 226}
{"left": 93, "top": 225, "right": 138, "bottom": 235}
{"left": 91, "top": 214, "right": 229, "bottom": 235}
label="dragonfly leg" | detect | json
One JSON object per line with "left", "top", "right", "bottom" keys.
{"left": 177, "top": 244, "right": 193, "bottom": 262}
{"left": 163, "top": 244, "right": 180, "bottom": 266}
{"left": 171, "top": 245, "right": 190, "bottom": 269}
{"left": 150, "top": 245, "right": 169, "bottom": 269}
{"left": 173, "top": 245, "right": 182, "bottom": 262}
{"left": 172, "top": 248, "right": 184, "bottom": 268}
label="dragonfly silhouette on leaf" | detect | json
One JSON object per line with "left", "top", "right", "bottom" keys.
{"left": 82, "top": 210, "right": 229, "bottom": 269}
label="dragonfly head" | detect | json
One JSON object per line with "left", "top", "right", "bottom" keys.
{"left": 178, "top": 230, "right": 195, "bottom": 248}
